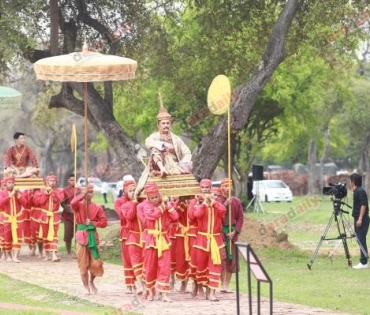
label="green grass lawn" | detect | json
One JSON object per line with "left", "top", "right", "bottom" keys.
{"left": 0, "top": 274, "right": 120, "bottom": 315}
{"left": 239, "top": 195, "right": 370, "bottom": 314}
{"left": 95, "top": 194, "right": 369, "bottom": 314}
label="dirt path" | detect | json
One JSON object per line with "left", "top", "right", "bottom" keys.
{"left": 0, "top": 249, "right": 354, "bottom": 315}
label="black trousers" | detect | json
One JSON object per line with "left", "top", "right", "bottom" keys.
{"left": 354, "top": 215, "right": 369, "bottom": 264}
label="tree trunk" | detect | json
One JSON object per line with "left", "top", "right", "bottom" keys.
{"left": 49, "top": 83, "right": 144, "bottom": 180}
{"left": 359, "top": 131, "right": 370, "bottom": 191}
{"left": 308, "top": 139, "right": 317, "bottom": 195}
{"left": 35, "top": 0, "right": 301, "bottom": 182}
{"left": 192, "top": 0, "right": 300, "bottom": 180}
{"left": 319, "top": 129, "right": 330, "bottom": 193}
{"left": 49, "top": 0, "right": 59, "bottom": 56}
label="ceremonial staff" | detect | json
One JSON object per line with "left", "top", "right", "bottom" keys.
{"left": 207, "top": 75, "right": 232, "bottom": 254}
{"left": 70, "top": 124, "right": 78, "bottom": 242}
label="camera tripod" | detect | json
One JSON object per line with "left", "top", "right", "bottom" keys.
{"left": 246, "top": 180, "right": 264, "bottom": 213}
{"left": 307, "top": 198, "right": 368, "bottom": 270}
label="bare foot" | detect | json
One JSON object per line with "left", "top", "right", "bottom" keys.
{"left": 89, "top": 282, "right": 98, "bottom": 294}
{"left": 6, "top": 257, "right": 13, "bottom": 263}
{"left": 136, "top": 285, "right": 143, "bottom": 296}
{"left": 12, "top": 258, "right": 21, "bottom": 263}
{"left": 52, "top": 257, "right": 61, "bottom": 262}
{"left": 125, "top": 287, "right": 134, "bottom": 294}
{"left": 148, "top": 290, "right": 154, "bottom": 301}
{"left": 140, "top": 290, "right": 148, "bottom": 301}
{"left": 179, "top": 281, "right": 187, "bottom": 294}
{"left": 84, "top": 286, "right": 91, "bottom": 295}
{"left": 161, "top": 295, "right": 172, "bottom": 302}
{"left": 205, "top": 287, "right": 210, "bottom": 300}
{"left": 191, "top": 282, "right": 198, "bottom": 297}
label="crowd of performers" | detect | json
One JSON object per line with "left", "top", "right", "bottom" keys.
{"left": 115, "top": 178, "right": 244, "bottom": 302}
{"left": 0, "top": 173, "right": 108, "bottom": 294}
{"left": 1, "top": 112, "right": 246, "bottom": 300}
{"left": 0, "top": 172, "right": 244, "bottom": 301}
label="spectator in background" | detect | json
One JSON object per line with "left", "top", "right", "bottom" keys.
{"left": 101, "top": 182, "right": 109, "bottom": 204}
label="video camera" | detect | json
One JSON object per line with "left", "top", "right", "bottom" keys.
{"left": 322, "top": 182, "right": 347, "bottom": 200}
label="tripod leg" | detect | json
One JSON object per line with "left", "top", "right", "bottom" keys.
{"left": 307, "top": 213, "right": 335, "bottom": 270}
{"left": 335, "top": 213, "right": 352, "bottom": 267}
{"left": 246, "top": 196, "right": 255, "bottom": 211}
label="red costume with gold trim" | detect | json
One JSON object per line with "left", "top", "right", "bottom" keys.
{"left": 22, "top": 189, "right": 38, "bottom": 247}
{"left": 192, "top": 198, "right": 226, "bottom": 289}
{"left": 187, "top": 198, "right": 199, "bottom": 281}
{"left": 122, "top": 198, "right": 143, "bottom": 283}
{"left": 114, "top": 193, "right": 135, "bottom": 288}
{"left": 4, "top": 145, "right": 38, "bottom": 170}
{"left": 141, "top": 185, "right": 179, "bottom": 293}
{"left": 173, "top": 200, "right": 191, "bottom": 281}
{"left": 0, "top": 179, "right": 28, "bottom": 252}
{"left": 33, "top": 184, "right": 64, "bottom": 252}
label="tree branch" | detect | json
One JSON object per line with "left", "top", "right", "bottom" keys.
{"left": 192, "top": 0, "right": 301, "bottom": 180}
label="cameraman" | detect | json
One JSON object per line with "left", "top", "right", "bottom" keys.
{"left": 350, "top": 173, "right": 369, "bottom": 269}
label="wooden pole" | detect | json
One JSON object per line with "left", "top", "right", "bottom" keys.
{"left": 84, "top": 82, "right": 89, "bottom": 220}
{"left": 227, "top": 104, "right": 232, "bottom": 253}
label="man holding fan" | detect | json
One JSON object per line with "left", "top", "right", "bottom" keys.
{"left": 219, "top": 178, "right": 244, "bottom": 293}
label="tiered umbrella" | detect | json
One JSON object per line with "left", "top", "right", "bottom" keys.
{"left": 0, "top": 86, "right": 22, "bottom": 108}
{"left": 34, "top": 43, "right": 137, "bottom": 184}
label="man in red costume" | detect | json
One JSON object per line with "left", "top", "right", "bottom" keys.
{"left": 114, "top": 180, "right": 135, "bottom": 294}
{"left": 219, "top": 178, "right": 244, "bottom": 293}
{"left": 0, "top": 176, "right": 28, "bottom": 262}
{"left": 4, "top": 132, "right": 39, "bottom": 178}
{"left": 61, "top": 174, "right": 81, "bottom": 257}
{"left": 188, "top": 179, "right": 213, "bottom": 297}
{"left": 33, "top": 175, "right": 64, "bottom": 262}
{"left": 29, "top": 188, "right": 45, "bottom": 259}
{"left": 172, "top": 196, "right": 192, "bottom": 294}
{"left": 191, "top": 181, "right": 226, "bottom": 302}
{"left": 141, "top": 183, "right": 179, "bottom": 302}
{"left": 71, "top": 185, "right": 107, "bottom": 295}
{"left": 121, "top": 180, "right": 144, "bottom": 295}
{"left": 22, "top": 188, "right": 38, "bottom": 256}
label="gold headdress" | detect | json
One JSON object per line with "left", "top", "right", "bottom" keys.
{"left": 156, "top": 91, "right": 172, "bottom": 121}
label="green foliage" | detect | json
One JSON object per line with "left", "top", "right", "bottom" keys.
{"left": 1, "top": 0, "right": 370, "bottom": 174}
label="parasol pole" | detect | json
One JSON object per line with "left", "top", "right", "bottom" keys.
{"left": 207, "top": 74, "right": 232, "bottom": 257}
{"left": 84, "top": 82, "right": 89, "bottom": 220}
{"left": 227, "top": 98, "right": 232, "bottom": 254}
{"left": 70, "top": 123, "right": 78, "bottom": 249}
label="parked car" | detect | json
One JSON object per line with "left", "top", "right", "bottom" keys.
{"left": 107, "top": 182, "right": 117, "bottom": 191}
{"left": 212, "top": 180, "right": 221, "bottom": 187}
{"left": 252, "top": 180, "right": 293, "bottom": 202}
{"left": 76, "top": 177, "right": 103, "bottom": 192}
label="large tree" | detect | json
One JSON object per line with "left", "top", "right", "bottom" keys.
{"left": 0, "top": 0, "right": 367, "bottom": 180}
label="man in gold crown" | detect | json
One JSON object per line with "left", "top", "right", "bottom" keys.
{"left": 135, "top": 94, "right": 192, "bottom": 198}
